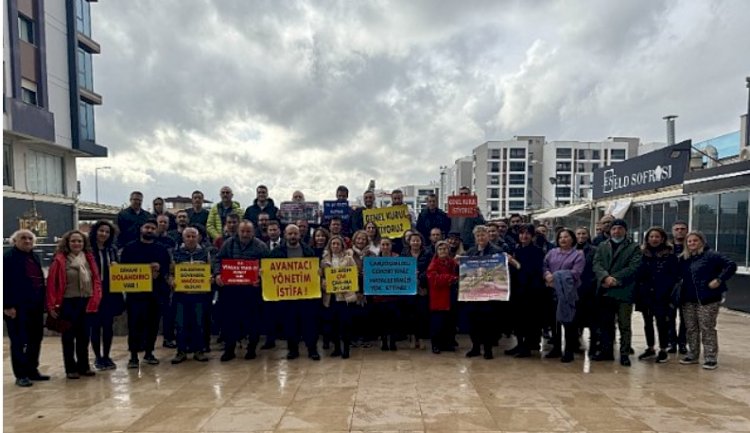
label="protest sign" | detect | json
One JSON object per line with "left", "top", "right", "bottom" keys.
{"left": 447, "top": 195, "right": 478, "bottom": 218}
{"left": 323, "top": 266, "right": 359, "bottom": 293}
{"left": 110, "top": 264, "right": 152, "bottom": 293}
{"left": 458, "top": 255, "right": 510, "bottom": 301}
{"left": 174, "top": 263, "right": 211, "bottom": 293}
{"left": 323, "top": 200, "right": 350, "bottom": 222}
{"left": 363, "top": 256, "right": 417, "bottom": 295}
{"left": 261, "top": 257, "right": 322, "bottom": 301}
{"left": 279, "top": 201, "right": 319, "bottom": 224}
{"left": 220, "top": 259, "right": 260, "bottom": 285}
{"left": 363, "top": 205, "right": 411, "bottom": 239}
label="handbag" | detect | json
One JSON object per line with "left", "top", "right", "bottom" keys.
{"left": 45, "top": 313, "right": 72, "bottom": 334}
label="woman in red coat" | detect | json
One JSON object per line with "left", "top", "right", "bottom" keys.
{"left": 427, "top": 241, "right": 458, "bottom": 354}
{"left": 47, "top": 230, "right": 102, "bottom": 379}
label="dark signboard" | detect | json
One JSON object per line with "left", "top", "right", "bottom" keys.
{"left": 592, "top": 141, "right": 691, "bottom": 200}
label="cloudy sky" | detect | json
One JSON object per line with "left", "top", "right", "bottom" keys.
{"left": 78, "top": 0, "right": 750, "bottom": 208}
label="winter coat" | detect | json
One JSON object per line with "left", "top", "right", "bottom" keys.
{"left": 206, "top": 201, "right": 243, "bottom": 240}
{"left": 427, "top": 256, "right": 458, "bottom": 311}
{"left": 553, "top": 270, "right": 578, "bottom": 324}
{"left": 635, "top": 245, "right": 679, "bottom": 315}
{"left": 416, "top": 208, "right": 451, "bottom": 244}
{"left": 46, "top": 252, "right": 102, "bottom": 313}
{"left": 3, "top": 247, "right": 45, "bottom": 311}
{"left": 510, "top": 243, "right": 545, "bottom": 300}
{"left": 116, "top": 207, "right": 151, "bottom": 248}
{"left": 120, "top": 240, "right": 172, "bottom": 299}
{"left": 321, "top": 252, "right": 358, "bottom": 303}
{"left": 679, "top": 250, "right": 737, "bottom": 305}
{"left": 243, "top": 198, "right": 279, "bottom": 228}
{"left": 593, "top": 238, "right": 642, "bottom": 303}
{"left": 91, "top": 244, "right": 125, "bottom": 316}
{"left": 213, "top": 236, "right": 270, "bottom": 285}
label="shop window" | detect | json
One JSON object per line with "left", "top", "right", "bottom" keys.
{"left": 692, "top": 194, "right": 719, "bottom": 248}
{"left": 717, "top": 191, "right": 749, "bottom": 267}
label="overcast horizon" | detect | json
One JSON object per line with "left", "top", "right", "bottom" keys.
{"left": 77, "top": 0, "right": 750, "bottom": 208}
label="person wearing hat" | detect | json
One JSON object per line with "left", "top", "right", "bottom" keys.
{"left": 592, "top": 218, "right": 642, "bottom": 366}
{"left": 120, "top": 218, "right": 172, "bottom": 369}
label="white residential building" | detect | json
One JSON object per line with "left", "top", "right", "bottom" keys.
{"left": 439, "top": 156, "right": 472, "bottom": 209}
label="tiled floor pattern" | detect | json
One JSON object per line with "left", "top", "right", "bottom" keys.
{"left": 4, "top": 309, "right": 750, "bottom": 432}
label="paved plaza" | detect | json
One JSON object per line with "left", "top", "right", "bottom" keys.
{"left": 4, "top": 310, "right": 750, "bottom": 432}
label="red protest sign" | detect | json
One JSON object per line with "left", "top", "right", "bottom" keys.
{"left": 220, "top": 259, "right": 260, "bottom": 285}
{"left": 447, "top": 195, "right": 478, "bottom": 218}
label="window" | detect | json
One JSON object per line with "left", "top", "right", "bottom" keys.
{"left": 556, "top": 162, "right": 571, "bottom": 172}
{"left": 489, "top": 175, "right": 500, "bottom": 185}
{"left": 489, "top": 149, "right": 501, "bottom": 159}
{"left": 509, "top": 201, "right": 525, "bottom": 211}
{"left": 79, "top": 101, "right": 95, "bottom": 141}
{"left": 509, "top": 161, "right": 525, "bottom": 172}
{"left": 556, "top": 148, "right": 572, "bottom": 159}
{"left": 592, "top": 150, "right": 601, "bottom": 160}
{"left": 488, "top": 188, "right": 500, "bottom": 199}
{"left": 75, "top": 0, "right": 92, "bottom": 36}
{"left": 78, "top": 49, "right": 94, "bottom": 90}
{"left": 488, "top": 162, "right": 500, "bottom": 173}
{"left": 717, "top": 191, "right": 749, "bottom": 266}
{"left": 692, "top": 194, "right": 719, "bottom": 248}
{"left": 509, "top": 148, "right": 526, "bottom": 158}
{"left": 509, "top": 174, "right": 525, "bottom": 185}
{"left": 509, "top": 188, "right": 525, "bottom": 198}
{"left": 591, "top": 163, "right": 600, "bottom": 171}
{"left": 577, "top": 149, "right": 587, "bottom": 159}
{"left": 555, "top": 200, "right": 570, "bottom": 206}
{"left": 556, "top": 174, "right": 571, "bottom": 185}
{"left": 3, "top": 144, "right": 13, "bottom": 187}
{"left": 577, "top": 163, "right": 586, "bottom": 172}
{"left": 418, "top": 189, "right": 434, "bottom": 196}
{"left": 18, "top": 15, "right": 34, "bottom": 44}
{"left": 611, "top": 149, "right": 626, "bottom": 160}
{"left": 26, "top": 150, "right": 64, "bottom": 195}
{"left": 21, "top": 87, "right": 37, "bottom": 105}
{"left": 556, "top": 187, "right": 572, "bottom": 197}
{"left": 490, "top": 201, "right": 499, "bottom": 211}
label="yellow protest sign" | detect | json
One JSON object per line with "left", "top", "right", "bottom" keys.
{"left": 261, "top": 257, "right": 321, "bottom": 301}
{"left": 324, "top": 266, "right": 359, "bottom": 293}
{"left": 174, "top": 263, "right": 211, "bottom": 293}
{"left": 110, "top": 264, "right": 152, "bottom": 293}
{"left": 363, "top": 204, "right": 411, "bottom": 239}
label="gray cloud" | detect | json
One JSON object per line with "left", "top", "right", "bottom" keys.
{"left": 79, "top": 0, "right": 750, "bottom": 208}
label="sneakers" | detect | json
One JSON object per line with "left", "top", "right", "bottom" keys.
{"left": 171, "top": 352, "right": 187, "bottom": 364}
{"left": 193, "top": 352, "right": 209, "bottom": 362}
{"left": 679, "top": 345, "right": 688, "bottom": 355}
{"left": 702, "top": 361, "right": 718, "bottom": 370}
{"left": 667, "top": 344, "right": 677, "bottom": 354}
{"left": 620, "top": 355, "right": 631, "bottom": 367}
{"left": 15, "top": 377, "right": 33, "bottom": 387}
{"left": 656, "top": 350, "right": 669, "bottom": 363}
{"left": 94, "top": 357, "right": 107, "bottom": 370}
{"left": 144, "top": 353, "right": 160, "bottom": 365}
{"left": 127, "top": 358, "right": 139, "bottom": 369}
{"left": 638, "top": 348, "right": 656, "bottom": 361}
{"left": 679, "top": 355, "right": 699, "bottom": 365}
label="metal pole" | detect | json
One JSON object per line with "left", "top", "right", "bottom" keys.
{"left": 95, "top": 169, "right": 98, "bottom": 203}
{"left": 745, "top": 76, "right": 750, "bottom": 149}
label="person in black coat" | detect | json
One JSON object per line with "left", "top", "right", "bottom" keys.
{"left": 506, "top": 224, "right": 545, "bottom": 358}
{"left": 270, "top": 224, "right": 321, "bottom": 360}
{"left": 416, "top": 194, "right": 451, "bottom": 245}
{"left": 635, "top": 227, "right": 679, "bottom": 364}
{"left": 89, "top": 221, "right": 125, "bottom": 370}
{"left": 3, "top": 230, "right": 49, "bottom": 386}
{"left": 678, "top": 231, "right": 737, "bottom": 370}
{"left": 116, "top": 191, "right": 151, "bottom": 248}
{"left": 401, "top": 232, "right": 433, "bottom": 349}
{"left": 464, "top": 225, "right": 506, "bottom": 360}
{"left": 575, "top": 227, "right": 598, "bottom": 352}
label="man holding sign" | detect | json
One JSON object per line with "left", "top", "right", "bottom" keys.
{"left": 120, "top": 219, "right": 171, "bottom": 369}
{"left": 170, "top": 228, "right": 213, "bottom": 364}
{"left": 213, "top": 221, "right": 269, "bottom": 362}
{"left": 267, "top": 224, "right": 321, "bottom": 361}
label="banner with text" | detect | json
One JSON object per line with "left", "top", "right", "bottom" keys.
{"left": 458, "top": 255, "right": 510, "bottom": 302}
{"left": 110, "top": 264, "right": 153, "bottom": 293}
{"left": 174, "top": 263, "right": 212, "bottom": 293}
{"left": 363, "top": 205, "right": 411, "bottom": 239}
{"left": 261, "top": 257, "right": 322, "bottom": 301}
{"left": 279, "top": 201, "right": 320, "bottom": 224}
{"left": 447, "top": 195, "right": 478, "bottom": 218}
{"left": 363, "top": 256, "right": 417, "bottom": 295}
{"left": 323, "top": 200, "right": 351, "bottom": 222}
{"left": 323, "top": 266, "right": 359, "bottom": 293}
{"left": 220, "top": 259, "right": 260, "bottom": 285}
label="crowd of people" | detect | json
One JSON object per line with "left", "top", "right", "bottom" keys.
{"left": 3, "top": 184, "right": 738, "bottom": 387}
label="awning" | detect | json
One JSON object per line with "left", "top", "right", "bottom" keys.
{"left": 595, "top": 198, "right": 633, "bottom": 219}
{"left": 631, "top": 189, "right": 686, "bottom": 204}
{"left": 535, "top": 203, "right": 590, "bottom": 220}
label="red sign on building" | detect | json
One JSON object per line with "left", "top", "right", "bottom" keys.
{"left": 447, "top": 195, "right": 478, "bottom": 218}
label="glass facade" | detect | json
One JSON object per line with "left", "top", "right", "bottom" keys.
{"left": 26, "top": 150, "right": 64, "bottom": 195}
{"left": 79, "top": 102, "right": 95, "bottom": 141}
{"left": 75, "top": 0, "right": 92, "bottom": 36}
{"left": 78, "top": 49, "right": 94, "bottom": 90}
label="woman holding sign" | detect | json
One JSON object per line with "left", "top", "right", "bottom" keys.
{"left": 427, "top": 241, "right": 459, "bottom": 354}
{"left": 88, "top": 221, "right": 124, "bottom": 371}
{"left": 401, "top": 232, "right": 432, "bottom": 350}
{"left": 349, "top": 230, "right": 375, "bottom": 348}
{"left": 47, "top": 230, "right": 102, "bottom": 379}
{"left": 321, "top": 235, "right": 358, "bottom": 358}
{"left": 373, "top": 238, "right": 400, "bottom": 351}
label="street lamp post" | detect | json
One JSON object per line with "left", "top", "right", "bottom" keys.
{"left": 745, "top": 76, "right": 750, "bottom": 149}
{"left": 94, "top": 166, "right": 111, "bottom": 204}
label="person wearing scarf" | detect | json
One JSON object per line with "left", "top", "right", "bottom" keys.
{"left": 47, "top": 230, "right": 102, "bottom": 379}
